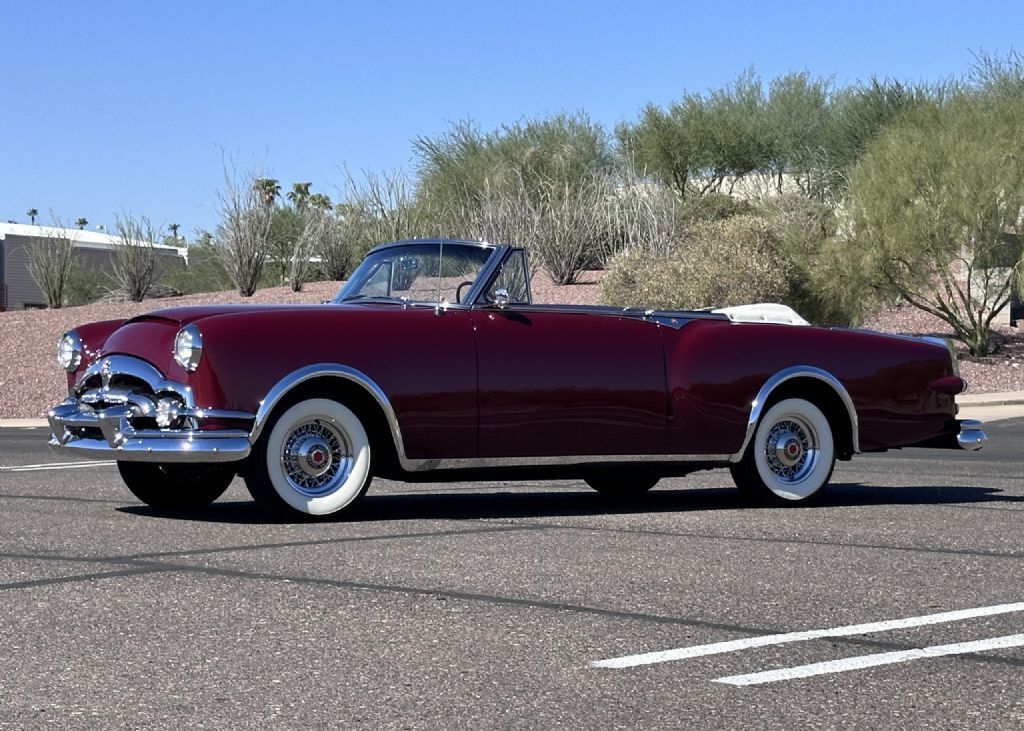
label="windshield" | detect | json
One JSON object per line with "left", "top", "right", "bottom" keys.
{"left": 334, "top": 242, "right": 496, "bottom": 304}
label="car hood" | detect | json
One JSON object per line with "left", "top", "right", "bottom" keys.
{"left": 125, "top": 303, "right": 337, "bottom": 326}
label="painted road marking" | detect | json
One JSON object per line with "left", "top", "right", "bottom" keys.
{"left": 591, "top": 601, "right": 1024, "bottom": 669}
{"left": 0, "top": 461, "right": 116, "bottom": 473}
{"left": 714, "top": 633, "right": 1024, "bottom": 686}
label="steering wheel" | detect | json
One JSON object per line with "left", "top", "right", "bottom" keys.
{"left": 455, "top": 280, "right": 473, "bottom": 304}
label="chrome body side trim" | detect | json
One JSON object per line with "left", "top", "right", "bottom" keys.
{"left": 730, "top": 365, "right": 860, "bottom": 463}
{"left": 399, "top": 453, "right": 733, "bottom": 472}
{"left": 956, "top": 419, "right": 987, "bottom": 451}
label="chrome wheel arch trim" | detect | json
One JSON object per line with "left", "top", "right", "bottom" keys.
{"left": 250, "top": 363, "right": 412, "bottom": 467}
{"left": 730, "top": 365, "right": 860, "bottom": 463}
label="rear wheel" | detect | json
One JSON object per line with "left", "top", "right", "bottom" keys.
{"left": 584, "top": 471, "right": 660, "bottom": 498}
{"left": 730, "top": 397, "right": 835, "bottom": 505}
{"left": 244, "top": 398, "right": 372, "bottom": 519}
{"left": 118, "top": 462, "right": 235, "bottom": 510}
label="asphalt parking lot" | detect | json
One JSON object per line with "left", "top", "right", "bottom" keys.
{"left": 1, "top": 421, "right": 1023, "bottom": 729}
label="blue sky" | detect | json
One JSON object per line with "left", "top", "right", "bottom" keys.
{"left": 2, "top": 0, "right": 1021, "bottom": 236}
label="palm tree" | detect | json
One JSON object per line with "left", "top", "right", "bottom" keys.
{"left": 27, "top": 208, "right": 38, "bottom": 224}
{"left": 75, "top": 217, "right": 88, "bottom": 229}
{"left": 168, "top": 222, "right": 181, "bottom": 240}
{"left": 253, "top": 178, "right": 281, "bottom": 208}
{"left": 287, "top": 182, "right": 313, "bottom": 211}
{"left": 309, "top": 193, "right": 332, "bottom": 211}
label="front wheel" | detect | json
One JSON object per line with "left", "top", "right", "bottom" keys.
{"left": 118, "top": 462, "right": 236, "bottom": 510}
{"left": 244, "top": 398, "right": 372, "bottom": 519}
{"left": 730, "top": 398, "right": 835, "bottom": 505}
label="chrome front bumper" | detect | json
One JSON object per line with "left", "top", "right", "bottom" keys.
{"left": 48, "top": 401, "right": 253, "bottom": 463}
{"left": 956, "top": 419, "right": 987, "bottom": 451}
{"left": 48, "top": 355, "right": 254, "bottom": 463}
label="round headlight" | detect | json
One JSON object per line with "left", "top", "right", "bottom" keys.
{"left": 173, "top": 324, "right": 203, "bottom": 372}
{"left": 57, "top": 331, "right": 82, "bottom": 372}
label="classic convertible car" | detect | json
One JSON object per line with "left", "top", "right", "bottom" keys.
{"left": 48, "top": 239, "right": 986, "bottom": 518}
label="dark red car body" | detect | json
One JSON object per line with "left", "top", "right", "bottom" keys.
{"left": 47, "top": 240, "right": 983, "bottom": 514}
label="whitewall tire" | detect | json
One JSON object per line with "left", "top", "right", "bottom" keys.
{"left": 245, "top": 398, "right": 372, "bottom": 518}
{"left": 730, "top": 398, "right": 835, "bottom": 504}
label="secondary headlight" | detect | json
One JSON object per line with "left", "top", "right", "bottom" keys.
{"left": 173, "top": 324, "right": 203, "bottom": 372}
{"left": 57, "top": 331, "right": 82, "bottom": 372}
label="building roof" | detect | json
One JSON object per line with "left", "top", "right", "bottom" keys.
{"left": 0, "top": 222, "right": 185, "bottom": 255}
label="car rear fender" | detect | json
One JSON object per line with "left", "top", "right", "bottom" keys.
{"left": 732, "top": 365, "right": 860, "bottom": 462}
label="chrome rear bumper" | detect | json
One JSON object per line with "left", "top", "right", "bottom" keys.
{"left": 956, "top": 419, "right": 987, "bottom": 451}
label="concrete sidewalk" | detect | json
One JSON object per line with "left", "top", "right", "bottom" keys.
{"left": 4, "top": 391, "right": 1024, "bottom": 429}
{"left": 957, "top": 391, "right": 1024, "bottom": 407}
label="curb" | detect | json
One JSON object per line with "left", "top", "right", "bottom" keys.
{"left": 0, "top": 419, "right": 48, "bottom": 428}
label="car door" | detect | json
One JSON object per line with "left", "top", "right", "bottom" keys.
{"left": 472, "top": 302, "right": 669, "bottom": 458}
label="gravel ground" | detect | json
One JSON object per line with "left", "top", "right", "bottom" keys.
{"left": 1, "top": 272, "right": 1019, "bottom": 418}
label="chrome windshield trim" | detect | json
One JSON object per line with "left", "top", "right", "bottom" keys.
{"left": 461, "top": 243, "right": 511, "bottom": 306}
{"left": 731, "top": 365, "right": 860, "bottom": 463}
{"left": 335, "top": 239, "right": 503, "bottom": 306}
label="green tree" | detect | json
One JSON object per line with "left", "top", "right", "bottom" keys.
{"left": 619, "top": 70, "right": 772, "bottom": 198}
{"left": 168, "top": 222, "right": 180, "bottom": 240}
{"left": 762, "top": 72, "right": 832, "bottom": 196}
{"left": 842, "top": 99, "right": 1024, "bottom": 355}
{"left": 75, "top": 217, "right": 88, "bottom": 229}
{"left": 27, "top": 208, "right": 38, "bottom": 224}
{"left": 414, "top": 112, "right": 612, "bottom": 210}
{"left": 822, "top": 78, "right": 939, "bottom": 194}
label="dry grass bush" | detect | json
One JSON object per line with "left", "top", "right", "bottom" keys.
{"left": 601, "top": 214, "right": 792, "bottom": 310}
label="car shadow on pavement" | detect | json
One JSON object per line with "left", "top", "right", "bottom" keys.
{"left": 116, "top": 482, "right": 1023, "bottom": 524}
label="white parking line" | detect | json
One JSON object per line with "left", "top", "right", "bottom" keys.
{"left": 591, "top": 602, "right": 1024, "bottom": 669}
{"left": 714, "top": 633, "right": 1024, "bottom": 686}
{"left": 0, "top": 461, "right": 116, "bottom": 473}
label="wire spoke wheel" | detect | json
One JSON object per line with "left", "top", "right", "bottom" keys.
{"left": 731, "top": 397, "right": 836, "bottom": 504}
{"left": 762, "top": 416, "right": 819, "bottom": 485}
{"left": 245, "top": 398, "right": 372, "bottom": 518}
{"left": 280, "top": 420, "right": 353, "bottom": 497}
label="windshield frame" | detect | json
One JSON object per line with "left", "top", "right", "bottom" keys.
{"left": 333, "top": 239, "right": 506, "bottom": 307}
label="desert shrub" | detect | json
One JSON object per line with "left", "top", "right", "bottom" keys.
{"left": 601, "top": 214, "right": 792, "bottom": 310}
{"left": 26, "top": 222, "right": 77, "bottom": 309}
{"left": 109, "top": 215, "right": 161, "bottom": 302}
{"left": 164, "top": 237, "right": 232, "bottom": 295}
{"left": 63, "top": 260, "right": 106, "bottom": 306}
{"left": 755, "top": 194, "right": 861, "bottom": 326}
{"left": 596, "top": 173, "right": 682, "bottom": 266}
{"left": 215, "top": 170, "right": 272, "bottom": 297}
{"left": 678, "top": 192, "right": 754, "bottom": 223}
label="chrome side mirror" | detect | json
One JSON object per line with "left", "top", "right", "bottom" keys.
{"left": 493, "top": 288, "right": 509, "bottom": 309}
